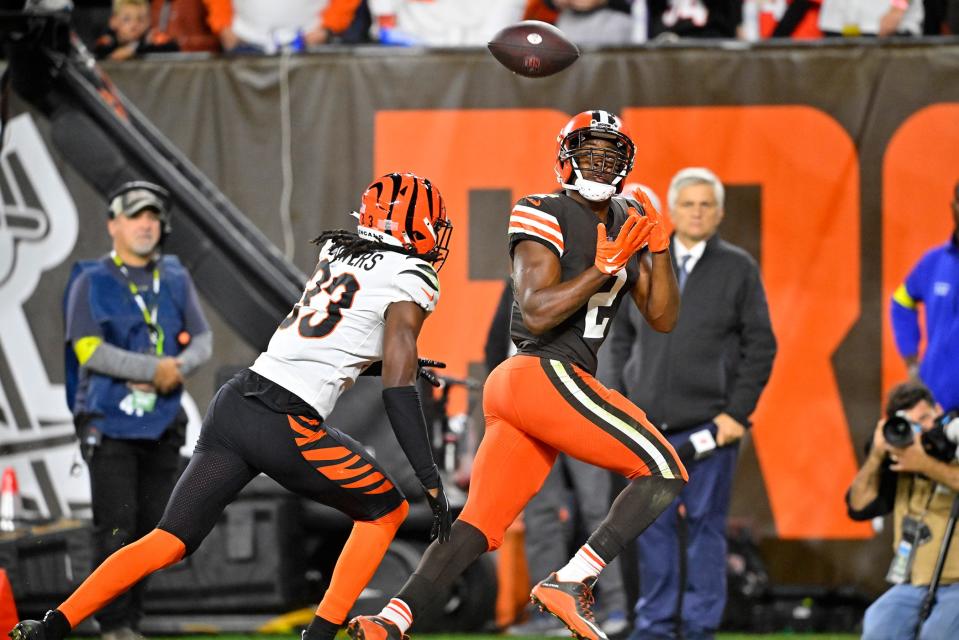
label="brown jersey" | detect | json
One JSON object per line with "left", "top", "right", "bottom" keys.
{"left": 507, "top": 193, "right": 641, "bottom": 375}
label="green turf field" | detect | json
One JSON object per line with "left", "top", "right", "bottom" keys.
{"left": 159, "top": 634, "right": 859, "bottom": 640}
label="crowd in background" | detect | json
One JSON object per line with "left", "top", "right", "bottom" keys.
{"left": 80, "top": 0, "right": 959, "bottom": 61}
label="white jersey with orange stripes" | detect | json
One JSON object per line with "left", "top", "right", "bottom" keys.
{"left": 251, "top": 239, "right": 440, "bottom": 419}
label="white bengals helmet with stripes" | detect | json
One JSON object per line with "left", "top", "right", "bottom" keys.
{"left": 555, "top": 110, "right": 636, "bottom": 202}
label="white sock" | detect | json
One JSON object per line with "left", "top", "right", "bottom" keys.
{"left": 555, "top": 544, "right": 606, "bottom": 583}
{"left": 378, "top": 598, "right": 413, "bottom": 633}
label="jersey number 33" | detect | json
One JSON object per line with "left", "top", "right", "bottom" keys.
{"left": 279, "top": 258, "right": 359, "bottom": 339}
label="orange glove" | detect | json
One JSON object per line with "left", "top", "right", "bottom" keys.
{"left": 595, "top": 212, "right": 652, "bottom": 275}
{"left": 633, "top": 189, "right": 669, "bottom": 253}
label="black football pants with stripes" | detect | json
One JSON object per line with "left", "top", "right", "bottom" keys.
{"left": 156, "top": 369, "right": 405, "bottom": 554}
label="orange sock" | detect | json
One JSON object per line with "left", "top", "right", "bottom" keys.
{"left": 316, "top": 501, "right": 409, "bottom": 624}
{"left": 59, "top": 528, "right": 186, "bottom": 628}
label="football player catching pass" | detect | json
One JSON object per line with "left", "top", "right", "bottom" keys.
{"left": 348, "top": 111, "right": 688, "bottom": 640}
{"left": 9, "top": 172, "right": 454, "bottom": 640}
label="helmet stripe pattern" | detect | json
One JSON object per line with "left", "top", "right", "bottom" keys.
{"left": 403, "top": 175, "right": 419, "bottom": 240}
{"left": 355, "top": 171, "right": 453, "bottom": 270}
{"left": 386, "top": 173, "right": 402, "bottom": 220}
{"left": 423, "top": 178, "right": 435, "bottom": 221}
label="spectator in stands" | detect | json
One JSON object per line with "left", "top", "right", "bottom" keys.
{"left": 739, "top": 0, "right": 822, "bottom": 40}
{"left": 149, "top": 0, "right": 219, "bottom": 52}
{"left": 95, "top": 0, "right": 180, "bottom": 60}
{"left": 923, "top": 0, "right": 959, "bottom": 34}
{"left": 203, "top": 0, "right": 365, "bottom": 53}
{"left": 847, "top": 381, "right": 959, "bottom": 640}
{"left": 891, "top": 179, "right": 959, "bottom": 415}
{"left": 818, "top": 0, "right": 923, "bottom": 36}
{"left": 368, "top": 0, "right": 525, "bottom": 46}
{"left": 521, "top": 0, "right": 635, "bottom": 45}
{"left": 609, "top": 167, "right": 776, "bottom": 640}
{"left": 647, "top": 0, "right": 744, "bottom": 38}
{"left": 64, "top": 182, "right": 211, "bottom": 640}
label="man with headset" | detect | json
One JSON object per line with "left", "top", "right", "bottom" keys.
{"left": 63, "top": 181, "right": 212, "bottom": 640}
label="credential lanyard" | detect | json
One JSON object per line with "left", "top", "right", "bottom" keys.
{"left": 111, "top": 251, "right": 163, "bottom": 355}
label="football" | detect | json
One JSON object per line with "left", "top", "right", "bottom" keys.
{"left": 487, "top": 21, "right": 580, "bottom": 78}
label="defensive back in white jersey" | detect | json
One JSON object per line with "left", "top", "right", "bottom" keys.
{"left": 250, "top": 239, "right": 440, "bottom": 420}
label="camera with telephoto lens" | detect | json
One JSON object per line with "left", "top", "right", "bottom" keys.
{"left": 882, "top": 413, "right": 919, "bottom": 449}
{"left": 882, "top": 410, "right": 959, "bottom": 462}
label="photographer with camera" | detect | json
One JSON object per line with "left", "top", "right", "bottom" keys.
{"left": 847, "top": 382, "right": 959, "bottom": 640}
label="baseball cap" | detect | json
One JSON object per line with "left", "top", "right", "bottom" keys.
{"left": 108, "top": 182, "right": 169, "bottom": 219}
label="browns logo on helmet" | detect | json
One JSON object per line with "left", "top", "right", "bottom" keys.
{"left": 554, "top": 110, "right": 636, "bottom": 203}
{"left": 355, "top": 172, "right": 453, "bottom": 270}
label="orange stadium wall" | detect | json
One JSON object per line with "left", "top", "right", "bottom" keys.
{"left": 3, "top": 42, "right": 959, "bottom": 594}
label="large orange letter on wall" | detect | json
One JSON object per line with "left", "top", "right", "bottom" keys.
{"left": 377, "top": 107, "right": 866, "bottom": 539}
{"left": 882, "top": 104, "right": 959, "bottom": 398}
{"left": 621, "top": 107, "right": 867, "bottom": 539}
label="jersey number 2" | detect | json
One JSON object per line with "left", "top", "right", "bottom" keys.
{"left": 279, "top": 259, "right": 360, "bottom": 338}
{"left": 584, "top": 269, "right": 627, "bottom": 339}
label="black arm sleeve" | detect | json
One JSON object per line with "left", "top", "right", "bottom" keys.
{"left": 846, "top": 459, "right": 898, "bottom": 521}
{"left": 383, "top": 385, "right": 440, "bottom": 490}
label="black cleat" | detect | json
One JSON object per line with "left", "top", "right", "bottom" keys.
{"left": 9, "top": 610, "right": 69, "bottom": 640}
{"left": 9, "top": 621, "right": 44, "bottom": 640}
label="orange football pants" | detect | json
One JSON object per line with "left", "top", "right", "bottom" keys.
{"left": 459, "top": 355, "right": 686, "bottom": 551}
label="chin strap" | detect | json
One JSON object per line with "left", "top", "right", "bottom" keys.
{"left": 563, "top": 156, "right": 624, "bottom": 202}
{"left": 355, "top": 220, "right": 407, "bottom": 249}
{"left": 563, "top": 178, "right": 617, "bottom": 202}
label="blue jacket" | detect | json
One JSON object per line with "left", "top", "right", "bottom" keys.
{"left": 891, "top": 237, "right": 959, "bottom": 412}
{"left": 65, "top": 255, "right": 192, "bottom": 439}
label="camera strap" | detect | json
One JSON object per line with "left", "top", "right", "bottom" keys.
{"left": 887, "top": 478, "right": 938, "bottom": 584}
{"left": 905, "top": 476, "right": 937, "bottom": 521}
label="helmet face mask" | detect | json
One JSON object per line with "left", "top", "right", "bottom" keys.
{"left": 425, "top": 214, "right": 452, "bottom": 271}
{"left": 555, "top": 111, "right": 636, "bottom": 202}
{"left": 356, "top": 172, "right": 453, "bottom": 270}
{"left": 566, "top": 132, "right": 631, "bottom": 181}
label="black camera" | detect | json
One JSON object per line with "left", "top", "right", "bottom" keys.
{"left": 0, "top": 2, "right": 72, "bottom": 51}
{"left": 882, "top": 410, "right": 959, "bottom": 463}
{"left": 882, "top": 414, "right": 918, "bottom": 449}
{"left": 921, "top": 411, "right": 959, "bottom": 463}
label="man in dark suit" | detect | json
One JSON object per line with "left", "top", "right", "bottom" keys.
{"left": 609, "top": 167, "right": 777, "bottom": 640}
